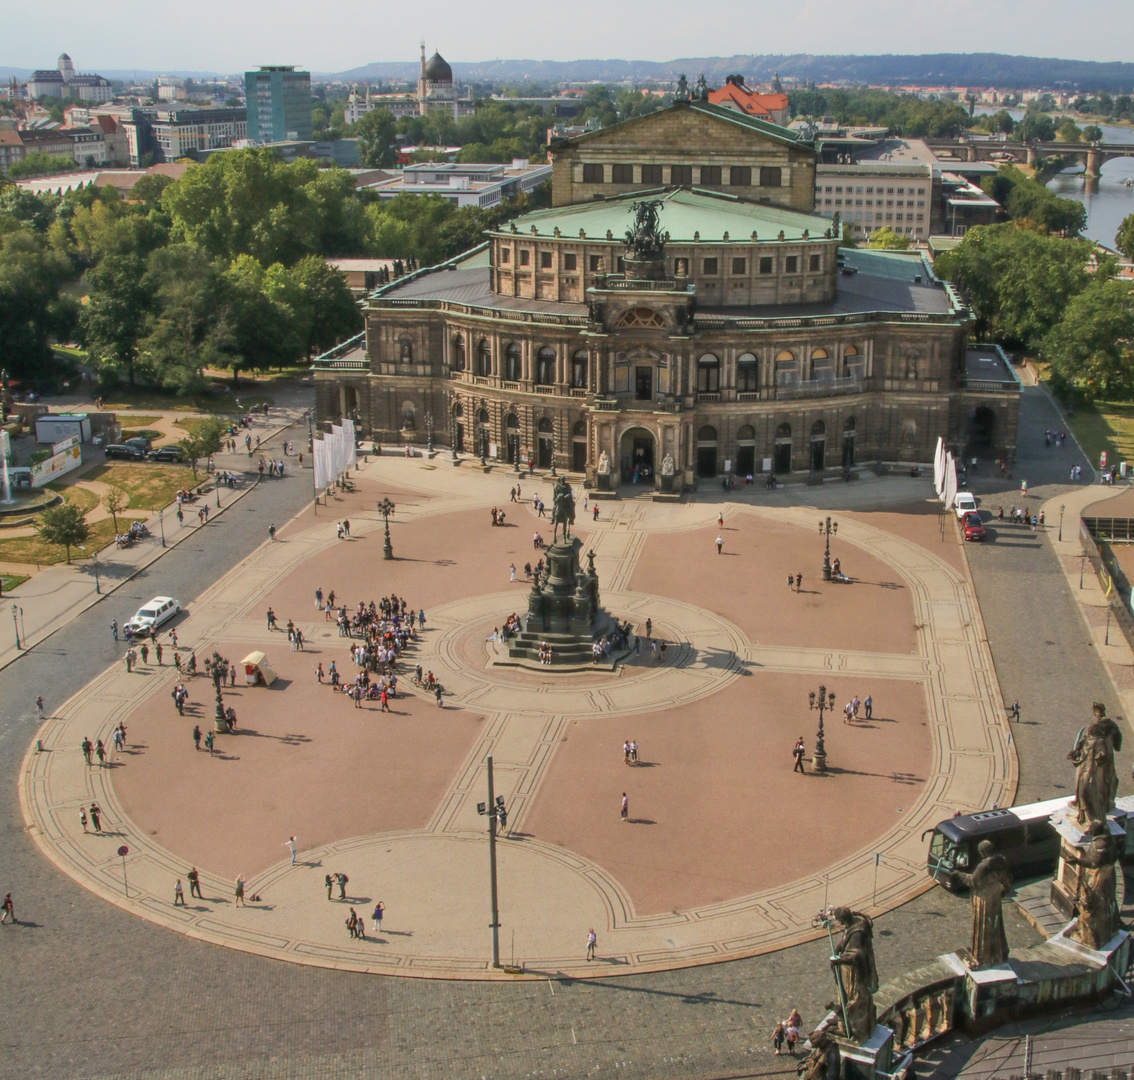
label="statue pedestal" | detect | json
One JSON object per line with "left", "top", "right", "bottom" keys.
{"left": 659, "top": 473, "right": 674, "bottom": 493}
{"left": 823, "top": 1020, "right": 909, "bottom": 1080}
{"left": 596, "top": 472, "right": 611, "bottom": 492}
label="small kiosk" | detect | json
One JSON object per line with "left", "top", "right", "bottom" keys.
{"left": 241, "top": 651, "right": 278, "bottom": 686}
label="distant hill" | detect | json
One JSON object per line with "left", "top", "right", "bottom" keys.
{"left": 324, "top": 53, "right": 1134, "bottom": 92}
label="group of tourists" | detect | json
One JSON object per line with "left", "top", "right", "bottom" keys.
{"left": 770, "top": 1009, "right": 804, "bottom": 1056}
{"left": 489, "top": 507, "right": 508, "bottom": 526}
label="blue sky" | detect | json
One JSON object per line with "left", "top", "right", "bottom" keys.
{"left": 5, "top": 0, "right": 1132, "bottom": 74}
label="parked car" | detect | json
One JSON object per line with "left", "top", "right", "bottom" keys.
{"left": 124, "top": 436, "right": 153, "bottom": 453}
{"left": 104, "top": 443, "right": 145, "bottom": 461}
{"left": 962, "top": 512, "right": 986, "bottom": 542}
{"left": 953, "top": 491, "right": 978, "bottom": 519}
{"left": 123, "top": 596, "right": 181, "bottom": 638}
{"left": 147, "top": 445, "right": 185, "bottom": 462}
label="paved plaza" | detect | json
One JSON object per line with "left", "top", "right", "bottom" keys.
{"left": 2, "top": 385, "right": 1133, "bottom": 1079}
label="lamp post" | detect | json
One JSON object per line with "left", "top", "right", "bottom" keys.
{"left": 425, "top": 411, "right": 434, "bottom": 457}
{"left": 1059, "top": 503, "right": 1066, "bottom": 542}
{"left": 450, "top": 409, "right": 458, "bottom": 462}
{"left": 377, "top": 497, "right": 396, "bottom": 560}
{"left": 809, "top": 684, "right": 837, "bottom": 772}
{"left": 159, "top": 506, "right": 165, "bottom": 548}
{"left": 819, "top": 516, "right": 839, "bottom": 581}
{"left": 11, "top": 602, "right": 20, "bottom": 650}
{"left": 476, "top": 754, "right": 507, "bottom": 968}
{"left": 550, "top": 429, "right": 557, "bottom": 477}
{"left": 1106, "top": 606, "right": 1113, "bottom": 646}
{"left": 479, "top": 423, "right": 487, "bottom": 467}
{"left": 208, "top": 650, "right": 230, "bottom": 732}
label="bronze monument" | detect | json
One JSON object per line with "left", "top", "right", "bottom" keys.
{"left": 827, "top": 907, "right": 879, "bottom": 1043}
{"left": 947, "top": 840, "right": 1013, "bottom": 969}
{"left": 1068, "top": 703, "right": 1123, "bottom": 827}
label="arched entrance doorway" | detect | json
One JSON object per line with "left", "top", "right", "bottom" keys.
{"left": 477, "top": 407, "right": 490, "bottom": 459}
{"left": 620, "top": 427, "right": 655, "bottom": 484}
{"left": 572, "top": 420, "right": 587, "bottom": 471}
{"left": 842, "top": 416, "right": 856, "bottom": 467}
{"left": 537, "top": 417, "right": 554, "bottom": 468}
{"left": 736, "top": 424, "right": 756, "bottom": 477}
{"left": 967, "top": 406, "right": 996, "bottom": 452}
{"left": 505, "top": 413, "right": 520, "bottom": 465}
{"left": 339, "top": 384, "right": 358, "bottom": 421}
{"left": 774, "top": 423, "right": 793, "bottom": 474}
{"left": 810, "top": 420, "right": 826, "bottom": 472}
{"left": 452, "top": 401, "right": 464, "bottom": 453}
{"left": 697, "top": 425, "right": 718, "bottom": 477}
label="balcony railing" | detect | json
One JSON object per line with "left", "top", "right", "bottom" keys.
{"left": 696, "top": 392, "right": 721, "bottom": 403}
{"left": 695, "top": 308, "right": 960, "bottom": 331}
{"left": 775, "top": 376, "right": 866, "bottom": 400}
{"left": 592, "top": 398, "right": 621, "bottom": 411}
{"left": 374, "top": 296, "right": 590, "bottom": 327}
{"left": 569, "top": 388, "right": 588, "bottom": 398}
{"left": 736, "top": 391, "right": 761, "bottom": 402}
{"left": 502, "top": 381, "right": 520, "bottom": 391}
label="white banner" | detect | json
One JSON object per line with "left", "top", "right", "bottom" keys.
{"left": 31, "top": 443, "right": 83, "bottom": 487}
{"left": 312, "top": 437, "right": 329, "bottom": 490}
{"left": 933, "top": 437, "right": 946, "bottom": 498}
{"left": 943, "top": 452, "right": 958, "bottom": 511}
{"left": 342, "top": 418, "right": 357, "bottom": 469}
{"left": 330, "top": 425, "right": 345, "bottom": 478}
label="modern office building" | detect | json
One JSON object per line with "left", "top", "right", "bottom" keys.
{"left": 314, "top": 93, "right": 1020, "bottom": 481}
{"left": 244, "top": 66, "right": 312, "bottom": 143}
{"left": 363, "top": 160, "right": 552, "bottom": 209}
{"left": 121, "top": 107, "right": 247, "bottom": 166}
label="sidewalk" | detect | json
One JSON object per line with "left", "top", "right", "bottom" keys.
{"left": 0, "top": 405, "right": 311, "bottom": 673}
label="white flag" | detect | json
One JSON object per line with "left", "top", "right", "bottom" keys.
{"left": 933, "top": 437, "right": 946, "bottom": 498}
{"left": 330, "top": 425, "right": 345, "bottom": 478}
{"left": 342, "top": 418, "right": 357, "bottom": 469}
{"left": 312, "top": 437, "right": 329, "bottom": 490}
{"left": 943, "top": 452, "right": 958, "bottom": 510}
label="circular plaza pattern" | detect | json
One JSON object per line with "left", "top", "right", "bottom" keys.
{"left": 20, "top": 457, "right": 1015, "bottom": 978}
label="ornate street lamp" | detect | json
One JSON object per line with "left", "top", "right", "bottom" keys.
{"left": 207, "top": 650, "right": 231, "bottom": 732}
{"left": 819, "top": 516, "right": 838, "bottom": 581}
{"left": 378, "top": 497, "right": 396, "bottom": 560}
{"left": 549, "top": 428, "right": 557, "bottom": 477}
{"left": 449, "top": 409, "right": 458, "bottom": 461}
{"left": 425, "top": 411, "right": 434, "bottom": 456}
{"left": 809, "top": 684, "right": 837, "bottom": 772}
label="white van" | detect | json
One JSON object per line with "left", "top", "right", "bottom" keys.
{"left": 124, "top": 596, "right": 181, "bottom": 638}
{"left": 953, "top": 492, "right": 978, "bottom": 519}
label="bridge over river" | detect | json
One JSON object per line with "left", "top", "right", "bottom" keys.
{"left": 924, "top": 138, "right": 1134, "bottom": 177}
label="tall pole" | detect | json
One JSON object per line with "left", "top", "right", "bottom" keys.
{"left": 1059, "top": 503, "right": 1066, "bottom": 542}
{"left": 11, "top": 603, "right": 20, "bottom": 650}
{"left": 487, "top": 754, "right": 501, "bottom": 968}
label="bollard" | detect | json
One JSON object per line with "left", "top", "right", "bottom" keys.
{"left": 36, "top": 739, "right": 43, "bottom": 753}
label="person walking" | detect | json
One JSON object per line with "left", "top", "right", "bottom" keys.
{"left": 586, "top": 927, "right": 597, "bottom": 961}
{"left": 620, "top": 792, "right": 629, "bottom": 822}
{"left": 623, "top": 740, "right": 632, "bottom": 765}
{"left": 155, "top": 642, "right": 163, "bottom": 665}
{"left": 863, "top": 694, "right": 873, "bottom": 720}
{"left": 793, "top": 737, "right": 806, "bottom": 774}
{"left": 373, "top": 901, "right": 385, "bottom": 934}
{"left": 795, "top": 572, "right": 803, "bottom": 591}
{"left": 1009, "top": 699, "right": 1020, "bottom": 722}
{"left": 645, "top": 618, "right": 652, "bottom": 639}
{"left": 592, "top": 504, "right": 599, "bottom": 521}
{"left": 187, "top": 868, "right": 202, "bottom": 899}
{"left": 81, "top": 737, "right": 93, "bottom": 765}
{"left": 0, "top": 893, "right": 14, "bottom": 924}
{"left": 174, "top": 879, "right": 186, "bottom": 906}
{"left": 715, "top": 534, "right": 723, "bottom": 555}
{"left": 268, "top": 524, "right": 276, "bottom": 542}
{"left": 35, "top": 695, "right": 45, "bottom": 718}
{"left": 79, "top": 806, "right": 88, "bottom": 832}
{"left": 509, "top": 563, "right": 516, "bottom": 582}
{"left": 89, "top": 803, "right": 102, "bottom": 832}
{"left": 110, "top": 618, "right": 118, "bottom": 642}
{"left": 234, "top": 874, "right": 246, "bottom": 907}
{"left": 95, "top": 739, "right": 106, "bottom": 766}
{"left": 204, "top": 730, "right": 214, "bottom": 754}
{"left": 435, "top": 684, "right": 443, "bottom": 708}
{"left": 284, "top": 836, "right": 297, "bottom": 866}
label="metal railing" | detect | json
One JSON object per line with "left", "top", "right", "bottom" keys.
{"left": 775, "top": 376, "right": 865, "bottom": 400}
{"left": 1081, "top": 521, "right": 1134, "bottom": 650}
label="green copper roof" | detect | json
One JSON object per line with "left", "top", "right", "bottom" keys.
{"left": 496, "top": 188, "right": 834, "bottom": 244}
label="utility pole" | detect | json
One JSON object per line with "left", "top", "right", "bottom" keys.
{"left": 477, "top": 755, "right": 505, "bottom": 968}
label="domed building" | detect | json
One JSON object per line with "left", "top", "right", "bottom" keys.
{"left": 315, "top": 95, "right": 1020, "bottom": 484}
{"left": 343, "top": 43, "right": 474, "bottom": 125}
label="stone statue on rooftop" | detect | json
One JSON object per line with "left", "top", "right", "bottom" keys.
{"left": 827, "top": 907, "right": 878, "bottom": 1044}
{"left": 674, "top": 74, "right": 690, "bottom": 102}
{"left": 1068, "top": 703, "right": 1123, "bottom": 828}
{"left": 695, "top": 74, "right": 709, "bottom": 100}
{"left": 947, "top": 840, "right": 1013, "bottom": 970}
{"left": 624, "top": 200, "right": 666, "bottom": 262}
{"left": 1067, "top": 819, "right": 1121, "bottom": 950}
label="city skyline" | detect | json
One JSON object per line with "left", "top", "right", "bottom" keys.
{"left": 3, "top": 0, "right": 1133, "bottom": 76}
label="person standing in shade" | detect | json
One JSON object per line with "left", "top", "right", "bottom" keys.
{"left": 620, "top": 792, "right": 629, "bottom": 822}
{"left": 586, "top": 927, "right": 597, "bottom": 961}
{"left": 793, "top": 737, "right": 806, "bottom": 774}
{"left": 174, "top": 879, "right": 186, "bottom": 906}
{"left": 188, "top": 868, "right": 202, "bottom": 899}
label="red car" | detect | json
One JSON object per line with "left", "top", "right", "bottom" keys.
{"left": 962, "top": 512, "right": 986, "bottom": 541}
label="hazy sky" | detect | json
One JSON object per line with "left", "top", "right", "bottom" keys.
{"left": 5, "top": 0, "right": 1133, "bottom": 73}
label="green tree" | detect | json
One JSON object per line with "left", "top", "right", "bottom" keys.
{"left": 865, "top": 226, "right": 911, "bottom": 250}
{"left": 1042, "top": 278, "right": 1134, "bottom": 398}
{"left": 981, "top": 166, "right": 1086, "bottom": 235}
{"left": 934, "top": 223, "right": 1103, "bottom": 352}
{"left": 1083, "top": 124, "right": 1104, "bottom": 142}
{"left": 82, "top": 251, "right": 151, "bottom": 386}
{"left": 1115, "top": 213, "right": 1134, "bottom": 261}
{"left": 7, "top": 152, "right": 78, "bottom": 180}
{"left": 1019, "top": 111, "right": 1056, "bottom": 142}
{"left": 220, "top": 254, "right": 301, "bottom": 381}
{"left": 272, "top": 255, "right": 362, "bottom": 357}
{"left": 352, "top": 108, "right": 397, "bottom": 168}
{"left": 36, "top": 502, "right": 89, "bottom": 563}
{"left": 102, "top": 486, "right": 128, "bottom": 532}
{"left": 179, "top": 415, "right": 228, "bottom": 478}
{"left": 1055, "top": 117, "right": 1083, "bottom": 143}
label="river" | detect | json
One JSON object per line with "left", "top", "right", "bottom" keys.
{"left": 971, "top": 107, "right": 1134, "bottom": 248}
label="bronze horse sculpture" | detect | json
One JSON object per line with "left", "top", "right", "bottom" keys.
{"left": 550, "top": 477, "right": 576, "bottom": 544}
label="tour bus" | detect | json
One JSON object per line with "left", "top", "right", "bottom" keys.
{"left": 925, "top": 795, "right": 1134, "bottom": 890}
{"left": 924, "top": 797, "right": 1072, "bottom": 890}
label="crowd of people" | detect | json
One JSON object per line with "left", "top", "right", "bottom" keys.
{"left": 114, "top": 521, "right": 150, "bottom": 548}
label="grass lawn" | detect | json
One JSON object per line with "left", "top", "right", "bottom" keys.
{"left": 1061, "top": 401, "right": 1134, "bottom": 470}
{"left": 1, "top": 574, "right": 30, "bottom": 591}
{"left": 0, "top": 519, "right": 116, "bottom": 567}
{"left": 114, "top": 414, "right": 161, "bottom": 427}
{"left": 100, "top": 383, "right": 275, "bottom": 414}
{"left": 82, "top": 463, "right": 190, "bottom": 512}
{"left": 49, "top": 483, "right": 99, "bottom": 515}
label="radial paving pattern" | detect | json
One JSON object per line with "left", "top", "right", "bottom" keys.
{"left": 20, "top": 457, "right": 1015, "bottom": 978}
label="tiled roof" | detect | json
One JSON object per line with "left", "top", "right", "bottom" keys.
{"left": 707, "top": 84, "right": 788, "bottom": 118}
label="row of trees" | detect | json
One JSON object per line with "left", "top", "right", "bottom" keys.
{"left": 787, "top": 87, "right": 974, "bottom": 137}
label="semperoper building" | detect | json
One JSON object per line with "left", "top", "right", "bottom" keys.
{"left": 314, "top": 93, "right": 1019, "bottom": 487}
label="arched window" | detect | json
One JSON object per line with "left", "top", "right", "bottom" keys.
{"left": 698, "top": 425, "right": 718, "bottom": 442}
{"left": 478, "top": 407, "right": 490, "bottom": 425}
{"left": 844, "top": 344, "right": 865, "bottom": 379}
{"left": 505, "top": 343, "right": 522, "bottom": 382}
{"left": 452, "top": 334, "right": 466, "bottom": 371}
{"left": 573, "top": 420, "right": 587, "bottom": 436}
{"left": 811, "top": 420, "right": 826, "bottom": 437}
{"left": 844, "top": 417, "right": 856, "bottom": 433}
{"left": 736, "top": 352, "right": 758, "bottom": 392}
{"left": 774, "top": 350, "right": 798, "bottom": 386}
{"left": 737, "top": 424, "right": 756, "bottom": 441}
{"left": 572, "top": 349, "right": 588, "bottom": 389}
{"left": 775, "top": 422, "right": 792, "bottom": 441}
{"left": 811, "top": 348, "right": 833, "bottom": 382}
{"left": 477, "top": 339, "right": 492, "bottom": 377}
{"left": 697, "top": 353, "right": 720, "bottom": 393}
{"left": 537, "top": 346, "right": 556, "bottom": 386}
{"left": 538, "top": 417, "right": 553, "bottom": 433}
